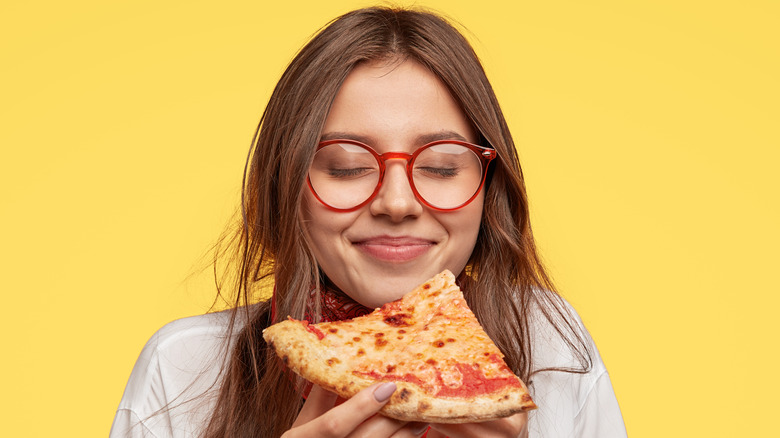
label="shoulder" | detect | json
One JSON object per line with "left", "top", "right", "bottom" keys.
{"left": 126, "top": 311, "right": 236, "bottom": 388}
{"left": 527, "top": 295, "right": 600, "bottom": 373}
{"left": 142, "top": 310, "right": 235, "bottom": 358}
{"left": 526, "top": 295, "right": 627, "bottom": 437}
{"left": 110, "top": 311, "right": 241, "bottom": 437}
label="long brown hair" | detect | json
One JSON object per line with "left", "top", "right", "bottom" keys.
{"left": 203, "top": 6, "right": 591, "bottom": 437}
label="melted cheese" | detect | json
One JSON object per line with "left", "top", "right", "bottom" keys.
{"left": 307, "top": 270, "right": 521, "bottom": 398}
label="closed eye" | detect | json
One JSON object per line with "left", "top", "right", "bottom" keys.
{"left": 327, "top": 167, "right": 375, "bottom": 178}
{"left": 416, "top": 166, "right": 459, "bottom": 178}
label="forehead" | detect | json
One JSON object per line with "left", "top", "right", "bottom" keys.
{"left": 321, "top": 58, "right": 477, "bottom": 149}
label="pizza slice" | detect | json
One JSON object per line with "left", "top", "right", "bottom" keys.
{"left": 262, "top": 270, "right": 536, "bottom": 423}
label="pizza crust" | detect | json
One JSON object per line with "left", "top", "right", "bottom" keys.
{"left": 264, "top": 319, "right": 375, "bottom": 396}
{"left": 383, "top": 379, "right": 534, "bottom": 423}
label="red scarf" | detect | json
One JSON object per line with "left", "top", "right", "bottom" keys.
{"left": 308, "top": 285, "right": 373, "bottom": 322}
{"left": 271, "top": 283, "right": 372, "bottom": 323}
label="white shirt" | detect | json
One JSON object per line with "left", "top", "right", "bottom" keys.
{"left": 110, "top": 303, "right": 627, "bottom": 437}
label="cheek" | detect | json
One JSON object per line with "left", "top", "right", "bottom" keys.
{"left": 439, "top": 197, "right": 484, "bottom": 264}
{"left": 302, "top": 194, "right": 332, "bottom": 241}
{"left": 301, "top": 193, "right": 352, "bottom": 258}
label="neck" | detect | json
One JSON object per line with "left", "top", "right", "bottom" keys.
{"left": 308, "top": 281, "right": 372, "bottom": 323}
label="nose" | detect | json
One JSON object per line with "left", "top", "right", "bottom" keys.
{"left": 369, "top": 160, "right": 423, "bottom": 221}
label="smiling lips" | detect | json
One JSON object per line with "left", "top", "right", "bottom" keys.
{"left": 353, "top": 236, "right": 434, "bottom": 263}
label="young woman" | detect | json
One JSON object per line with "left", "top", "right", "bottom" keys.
{"left": 111, "top": 7, "right": 626, "bottom": 438}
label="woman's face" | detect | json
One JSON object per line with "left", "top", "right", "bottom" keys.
{"left": 302, "top": 59, "right": 484, "bottom": 308}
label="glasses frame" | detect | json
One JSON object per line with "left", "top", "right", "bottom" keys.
{"left": 307, "top": 139, "right": 497, "bottom": 212}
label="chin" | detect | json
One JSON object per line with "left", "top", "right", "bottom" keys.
{"left": 357, "top": 277, "right": 430, "bottom": 308}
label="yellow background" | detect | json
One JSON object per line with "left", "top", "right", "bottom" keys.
{"left": 2, "top": 0, "right": 778, "bottom": 436}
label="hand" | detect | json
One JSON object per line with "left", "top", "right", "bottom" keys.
{"left": 425, "top": 412, "right": 528, "bottom": 438}
{"left": 282, "top": 383, "right": 429, "bottom": 438}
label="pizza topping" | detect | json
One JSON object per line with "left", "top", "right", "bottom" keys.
{"left": 300, "top": 319, "right": 326, "bottom": 340}
{"left": 437, "top": 363, "right": 522, "bottom": 398}
{"left": 354, "top": 357, "right": 522, "bottom": 398}
{"left": 384, "top": 313, "right": 413, "bottom": 326}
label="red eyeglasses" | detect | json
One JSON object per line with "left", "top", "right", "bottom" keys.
{"left": 307, "top": 139, "right": 496, "bottom": 212}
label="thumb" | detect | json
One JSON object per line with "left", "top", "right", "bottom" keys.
{"left": 292, "top": 384, "right": 338, "bottom": 427}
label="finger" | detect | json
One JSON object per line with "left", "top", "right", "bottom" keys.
{"left": 424, "top": 429, "right": 447, "bottom": 438}
{"left": 348, "top": 417, "right": 428, "bottom": 438}
{"left": 290, "top": 382, "right": 398, "bottom": 438}
{"left": 292, "top": 384, "right": 338, "bottom": 427}
{"left": 429, "top": 411, "right": 528, "bottom": 438}
{"left": 405, "top": 422, "right": 431, "bottom": 437}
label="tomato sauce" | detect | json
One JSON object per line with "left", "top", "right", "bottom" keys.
{"left": 354, "top": 356, "right": 521, "bottom": 398}
{"left": 300, "top": 320, "right": 326, "bottom": 340}
{"left": 436, "top": 363, "right": 521, "bottom": 397}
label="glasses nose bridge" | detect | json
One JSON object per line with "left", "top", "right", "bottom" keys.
{"left": 378, "top": 151, "right": 414, "bottom": 165}
{"left": 377, "top": 151, "right": 414, "bottom": 182}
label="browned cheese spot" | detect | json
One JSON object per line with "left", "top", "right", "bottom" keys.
{"left": 522, "top": 394, "right": 532, "bottom": 402}
{"left": 430, "top": 291, "right": 440, "bottom": 297}
{"left": 418, "top": 401, "right": 431, "bottom": 412}
{"left": 399, "top": 388, "right": 412, "bottom": 401}
{"left": 386, "top": 364, "right": 396, "bottom": 373}
{"left": 397, "top": 336, "right": 404, "bottom": 340}
{"left": 375, "top": 332, "right": 384, "bottom": 337}
{"left": 483, "top": 352, "right": 490, "bottom": 356}
{"left": 357, "top": 349, "right": 365, "bottom": 356}
{"left": 398, "top": 329, "right": 407, "bottom": 334}
{"left": 328, "top": 328, "right": 338, "bottom": 333}
{"left": 326, "top": 357, "right": 341, "bottom": 366}
{"left": 446, "top": 338, "right": 456, "bottom": 343}
{"left": 423, "top": 283, "right": 431, "bottom": 289}
{"left": 383, "top": 313, "right": 412, "bottom": 327}
{"left": 375, "top": 338, "right": 388, "bottom": 347}
{"left": 416, "top": 353, "right": 424, "bottom": 359}
{"left": 353, "top": 337, "right": 361, "bottom": 342}
{"left": 433, "top": 340, "right": 445, "bottom": 348}
{"left": 426, "top": 358, "right": 437, "bottom": 365}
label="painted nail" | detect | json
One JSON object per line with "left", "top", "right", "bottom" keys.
{"left": 373, "top": 382, "right": 397, "bottom": 402}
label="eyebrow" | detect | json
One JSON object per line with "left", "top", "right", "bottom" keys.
{"left": 319, "top": 132, "right": 375, "bottom": 144}
{"left": 319, "top": 130, "right": 470, "bottom": 145}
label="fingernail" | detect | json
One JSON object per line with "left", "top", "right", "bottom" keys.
{"left": 373, "top": 382, "right": 397, "bottom": 402}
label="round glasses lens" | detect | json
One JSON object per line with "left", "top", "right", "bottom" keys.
{"left": 413, "top": 143, "right": 484, "bottom": 209}
{"left": 309, "top": 142, "right": 380, "bottom": 209}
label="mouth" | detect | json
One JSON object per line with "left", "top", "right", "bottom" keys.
{"left": 352, "top": 235, "right": 435, "bottom": 263}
